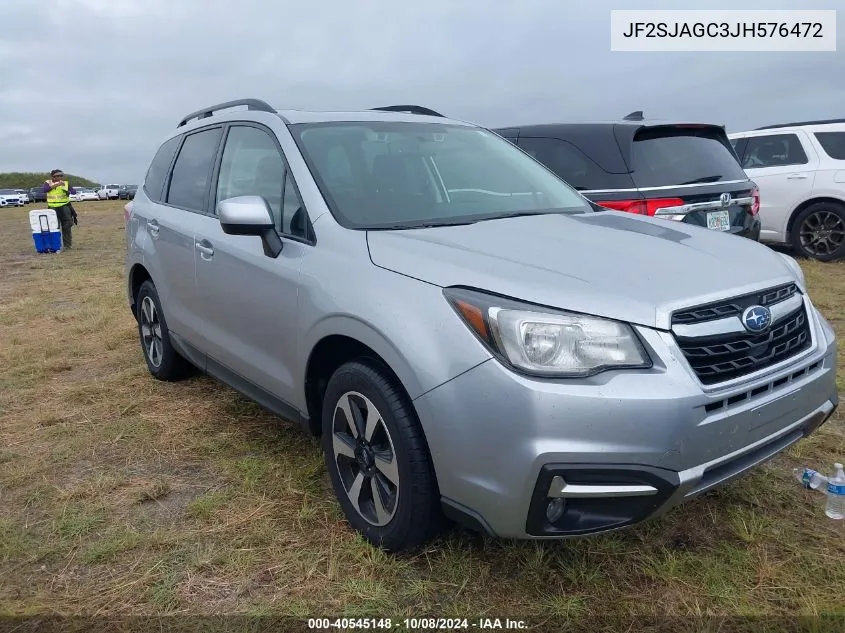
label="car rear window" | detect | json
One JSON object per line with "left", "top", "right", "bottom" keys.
{"left": 630, "top": 126, "right": 748, "bottom": 188}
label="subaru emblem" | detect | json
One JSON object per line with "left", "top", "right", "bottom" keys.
{"left": 720, "top": 192, "right": 732, "bottom": 207}
{"left": 742, "top": 305, "right": 771, "bottom": 333}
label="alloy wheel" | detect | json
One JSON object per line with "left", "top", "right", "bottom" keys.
{"left": 331, "top": 391, "right": 400, "bottom": 526}
{"left": 799, "top": 210, "right": 845, "bottom": 258}
{"left": 140, "top": 296, "right": 163, "bottom": 368}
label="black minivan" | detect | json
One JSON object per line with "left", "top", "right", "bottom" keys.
{"left": 494, "top": 115, "right": 761, "bottom": 240}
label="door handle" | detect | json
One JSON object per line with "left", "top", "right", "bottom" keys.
{"left": 147, "top": 220, "right": 160, "bottom": 238}
{"left": 787, "top": 174, "right": 808, "bottom": 179}
{"left": 195, "top": 240, "right": 214, "bottom": 259}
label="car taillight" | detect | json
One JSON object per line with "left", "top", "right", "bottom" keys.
{"left": 123, "top": 202, "right": 133, "bottom": 224}
{"left": 597, "top": 198, "right": 684, "bottom": 217}
{"left": 750, "top": 187, "right": 760, "bottom": 215}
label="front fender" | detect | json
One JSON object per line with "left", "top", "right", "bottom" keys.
{"left": 297, "top": 270, "right": 492, "bottom": 411}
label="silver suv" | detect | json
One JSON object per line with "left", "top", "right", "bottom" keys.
{"left": 125, "top": 98, "right": 838, "bottom": 551}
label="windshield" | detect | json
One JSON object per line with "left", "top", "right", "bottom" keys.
{"left": 630, "top": 126, "right": 748, "bottom": 188}
{"left": 0, "top": 189, "right": 16, "bottom": 194}
{"left": 289, "top": 122, "right": 591, "bottom": 229}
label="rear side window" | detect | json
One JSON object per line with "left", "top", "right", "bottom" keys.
{"left": 166, "top": 127, "right": 223, "bottom": 211}
{"left": 814, "top": 132, "right": 845, "bottom": 160}
{"left": 742, "top": 133, "right": 808, "bottom": 169}
{"left": 517, "top": 137, "right": 621, "bottom": 191}
{"left": 143, "top": 135, "right": 181, "bottom": 202}
{"left": 630, "top": 126, "right": 748, "bottom": 188}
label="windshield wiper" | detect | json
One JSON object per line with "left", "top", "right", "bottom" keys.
{"left": 369, "top": 220, "right": 476, "bottom": 230}
{"left": 680, "top": 175, "right": 723, "bottom": 185}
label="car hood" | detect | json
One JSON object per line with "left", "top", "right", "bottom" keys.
{"left": 366, "top": 211, "right": 799, "bottom": 329}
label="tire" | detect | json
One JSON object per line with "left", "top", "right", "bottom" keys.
{"left": 135, "top": 280, "right": 193, "bottom": 381}
{"left": 321, "top": 360, "right": 442, "bottom": 552}
{"left": 790, "top": 201, "right": 845, "bottom": 262}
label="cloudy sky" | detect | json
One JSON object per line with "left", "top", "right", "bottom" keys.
{"left": 1, "top": 0, "right": 843, "bottom": 183}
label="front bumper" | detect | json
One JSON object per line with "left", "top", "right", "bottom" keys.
{"left": 413, "top": 301, "right": 837, "bottom": 539}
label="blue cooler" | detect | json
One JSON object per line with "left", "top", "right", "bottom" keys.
{"left": 29, "top": 209, "right": 62, "bottom": 253}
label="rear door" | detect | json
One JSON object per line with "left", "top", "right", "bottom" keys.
{"left": 623, "top": 125, "right": 756, "bottom": 234}
{"left": 737, "top": 131, "right": 817, "bottom": 243}
{"left": 146, "top": 126, "right": 223, "bottom": 347}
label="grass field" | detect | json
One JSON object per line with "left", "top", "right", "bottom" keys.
{"left": 1, "top": 201, "right": 844, "bottom": 629}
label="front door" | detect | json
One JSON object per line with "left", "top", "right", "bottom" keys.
{"left": 194, "top": 123, "right": 313, "bottom": 406}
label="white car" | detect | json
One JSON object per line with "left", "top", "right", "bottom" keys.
{"left": 14, "top": 189, "right": 31, "bottom": 203}
{"left": 70, "top": 190, "right": 84, "bottom": 202}
{"left": 98, "top": 184, "right": 120, "bottom": 200}
{"left": 0, "top": 189, "right": 26, "bottom": 207}
{"left": 729, "top": 119, "right": 845, "bottom": 261}
{"left": 79, "top": 188, "right": 99, "bottom": 201}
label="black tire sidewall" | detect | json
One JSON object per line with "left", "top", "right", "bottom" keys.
{"left": 136, "top": 281, "right": 186, "bottom": 380}
{"left": 791, "top": 203, "right": 845, "bottom": 262}
{"left": 321, "top": 360, "right": 440, "bottom": 551}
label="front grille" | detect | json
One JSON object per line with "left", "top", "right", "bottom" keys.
{"left": 673, "top": 285, "right": 812, "bottom": 385}
{"left": 672, "top": 283, "right": 798, "bottom": 325}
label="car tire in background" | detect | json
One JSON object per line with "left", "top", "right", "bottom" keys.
{"left": 791, "top": 201, "right": 845, "bottom": 262}
{"left": 321, "top": 359, "right": 443, "bottom": 552}
{"left": 135, "top": 281, "right": 195, "bottom": 381}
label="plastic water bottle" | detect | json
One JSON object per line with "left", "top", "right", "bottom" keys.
{"left": 825, "top": 463, "right": 845, "bottom": 520}
{"left": 793, "top": 467, "right": 828, "bottom": 490}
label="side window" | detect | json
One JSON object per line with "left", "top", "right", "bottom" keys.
{"left": 216, "top": 126, "right": 285, "bottom": 229}
{"left": 215, "top": 125, "right": 309, "bottom": 239}
{"left": 144, "top": 135, "right": 181, "bottom": 202}
{"left": 742, "top": 134, "right": 808, "bottom": 169}
{"left": 517, "top": 137, "right": 604, "bottom": 191}
{"left": 166, "top": 127, "right": 223, "bottom": 211}
{"left": 814, "top": 132, "right": 845, "bottom": 160}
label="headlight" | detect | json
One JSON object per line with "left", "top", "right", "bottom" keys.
{"left": 778, "top": 252, "right": 806, "bottom": 286}
{"left": 444, "top": 288, "right": 651, "bottom": 377}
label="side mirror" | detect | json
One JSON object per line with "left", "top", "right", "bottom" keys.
{"left": 217, "top": 195, "right": 283, "bottom": 258}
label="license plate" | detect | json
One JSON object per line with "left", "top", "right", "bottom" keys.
{"left": 706, "top": 210, "right": 731, "bottom": 231}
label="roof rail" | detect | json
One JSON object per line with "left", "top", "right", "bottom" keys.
{"left": 623, "top": 110, "right": 644, "bottom": 121}
{"left": 177, "top": 98, "right": 275, "bottom": 127}
{"left": 755, "top": 118, "right": 845, "bottom": 131}
{"left": 371, "top": 105, "right": 444, "bottom": 117}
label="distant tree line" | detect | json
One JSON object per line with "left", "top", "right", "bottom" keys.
{"left": 0, "top": 172, "right": 100, "bottom": 189}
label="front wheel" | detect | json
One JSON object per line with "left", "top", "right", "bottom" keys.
{"left": 791, "top": 202, "right": 845, "bottom": 262}
{"left": 321, "top": 360, "right": 442, "bottom": 552}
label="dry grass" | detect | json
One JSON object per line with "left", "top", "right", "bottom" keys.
{"left": 1, "top": 201, "right": 844, "bottom": 628}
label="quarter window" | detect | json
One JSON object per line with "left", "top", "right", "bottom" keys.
{"left": 517, "top": 137, "right": 607, "bottom": 191}
{"left": 814, "top": 131, "right": 845, "bottom": 160}
{"left": 144, "top": 135, "right": 181, "bottom": 202}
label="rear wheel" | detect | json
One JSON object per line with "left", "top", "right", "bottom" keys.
{"left": 791, "top": 202, "right": 845, "bottom": 262}
{"left": 321, "top": 360, "right": 442, "bottom": 552}
{"left": 135, "top": 281, "right": 193, "bottom": 380}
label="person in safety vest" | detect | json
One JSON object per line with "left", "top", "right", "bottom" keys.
{"left": 40, "top": 169, "right": 78, "bottom": 249}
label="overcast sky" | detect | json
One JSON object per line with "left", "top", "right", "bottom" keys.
{"left": 1, "top": 0, "right": 843, "bottom": 183}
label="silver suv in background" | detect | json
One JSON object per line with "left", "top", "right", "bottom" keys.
{"left": 125, "top": 99, "right": 838, "bottom": 551}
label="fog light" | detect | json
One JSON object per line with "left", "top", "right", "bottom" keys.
{"left": 545, "top": 498, "right": 565, "bottom": 523}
